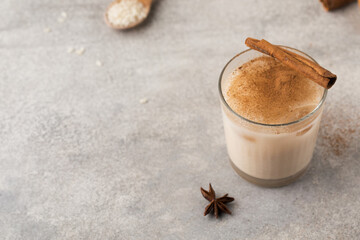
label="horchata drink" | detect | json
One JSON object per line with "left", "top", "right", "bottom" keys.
{"left": 219, "top": 38, "right": 336, "bottom": 187}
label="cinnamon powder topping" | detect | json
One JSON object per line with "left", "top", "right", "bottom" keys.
{"left": 225, "top": 56, "right": 323, "bottom": 125}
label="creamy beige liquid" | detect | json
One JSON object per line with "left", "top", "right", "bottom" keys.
{"left": 222, "top": 56, "right": 324, "bottom": 183}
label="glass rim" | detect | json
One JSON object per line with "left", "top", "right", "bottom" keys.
{"left": 218, "top": 46, "right": 328, "bottom": 127}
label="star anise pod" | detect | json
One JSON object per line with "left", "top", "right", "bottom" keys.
{"left": 200, "top": 183, "right": 234, "bottom": 218}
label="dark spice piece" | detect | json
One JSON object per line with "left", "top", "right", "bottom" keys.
{"left": 200, "top": 184, "right": 234, "bottom": 218}
{"left": 319, "top": 0, "right": 355, "bottom": 11}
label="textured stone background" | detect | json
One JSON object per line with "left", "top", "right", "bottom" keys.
{"left": 0, "top": 0, "right": 359, "bottom": 239}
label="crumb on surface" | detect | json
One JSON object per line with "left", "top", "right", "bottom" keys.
{"left": 139, "top": 98, "right": 149, "bottom": 104}
{"left": 75, "top": 47, "right": 85, "bottom": 55}
{"left": 96, "top": 60, "right": 103, "bottom": 66}
{"left": 67, "top": 47, "right": 74, "bottom": 53}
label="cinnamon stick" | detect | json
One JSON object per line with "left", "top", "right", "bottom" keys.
{"left": 319, "top": 0, "right": 356, "bottom": 11}
{"left": 245, "top": 38, "right": 337, "bottom": 89}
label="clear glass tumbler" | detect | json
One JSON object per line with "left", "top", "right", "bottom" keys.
{"left": 219, "top": 47, "right": 327, "bottom": 187}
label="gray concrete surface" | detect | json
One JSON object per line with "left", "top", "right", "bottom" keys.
{"left": 1, "top": 0, "right": 359, "bottom": 239}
